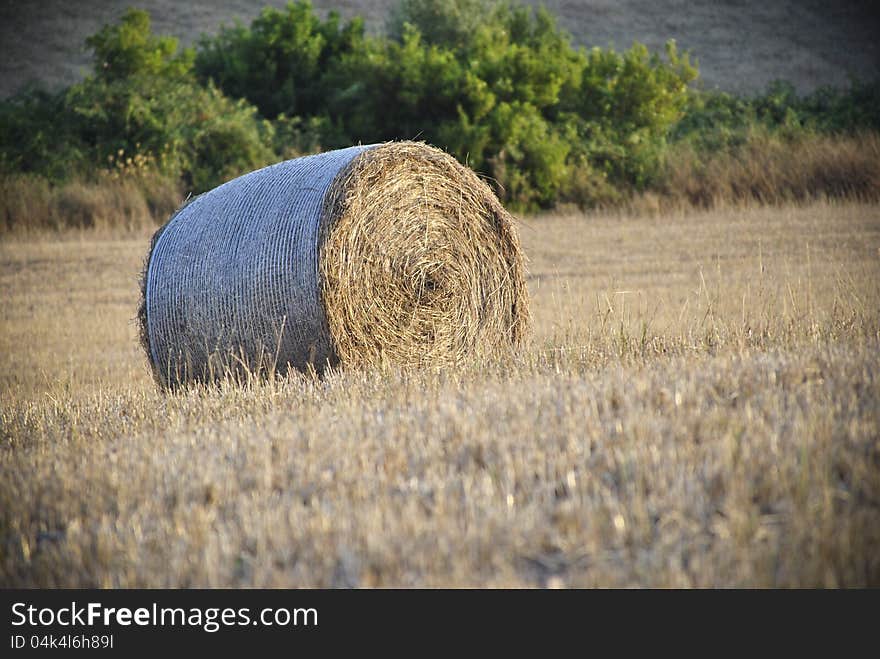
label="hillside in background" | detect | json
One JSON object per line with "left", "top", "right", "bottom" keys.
{"left": 1, "top": 0, "right": 878, "bottom": 98}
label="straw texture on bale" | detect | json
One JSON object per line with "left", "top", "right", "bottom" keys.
{"left": 139, "top": 141, "right": 530, "bottom": 386}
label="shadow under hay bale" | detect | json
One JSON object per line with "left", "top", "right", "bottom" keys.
{"left": 139, "top": 141, "right": 530, "bottom": 388}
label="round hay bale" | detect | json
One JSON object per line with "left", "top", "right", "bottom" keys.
{"left": 139, "top": 141, "right": 530, "bottom": 386}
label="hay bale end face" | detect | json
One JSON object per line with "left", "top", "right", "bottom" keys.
{"left": 139, "top": 142, "right": 530, "bottom": 386}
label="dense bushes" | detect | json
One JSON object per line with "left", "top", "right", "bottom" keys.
{"left": 195, "top": 2, "right": 366, "bottom": 123}
{"left": 191, "top": 0, "right": 697, "bottom": 209}
{"left": 673, "top": 80, "right": 880, "bottom": 153}
{"left": 1, "top": 9, "right": 276, "bottom": 192}
{"left": 1, "top": 0, "right": 878, "bottom": 230}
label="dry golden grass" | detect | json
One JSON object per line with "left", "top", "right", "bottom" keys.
{"left": 1, "top": 201, "right": 879, "bottom": 587}
{"left": 655, "top": 131, "right": 880, "bottom": 212}
{"left": 0, "top": 172, "right": 181, "bottom": 236}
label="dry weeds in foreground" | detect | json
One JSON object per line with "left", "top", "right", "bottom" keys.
{"left": 1, "top": 201, "right": 878, "bottom": 587}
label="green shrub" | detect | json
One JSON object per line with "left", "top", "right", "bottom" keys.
{"left": 670, "top": 90, "right": 756, "bottom": 153}
{"left": 388, "top": 0, "right": 491, "bottom": 48}
{"left": 672, "top": 80, "right": 880, "bottom": 153}
{"left": 189, "top": 0, "right": 696, "bottom": 209}
{"left": 0, "top": 88, "right": 86, "bottom": 180}
{"left": 86, "top": 7, "right": 194, "bottom": 81}
{"left": 0, "top": 9, "right": 275, "bottom": 194}
{"left": 195, "top": 1, "right": 366, "bottom": 121}
{"left": 561, "top": 41, "right": 697, "bottom": 191}
{"left": 75, "top": 9, "right": 277, "bottom": 191}
{"left": 183, "top": 89, "right": 277, "bottom": 190}
{"left": 325, "top": 4, "right": 589, "bottom": 209}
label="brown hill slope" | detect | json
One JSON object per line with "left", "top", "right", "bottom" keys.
{"left": 0, "top": 0, "right": 877, "bottom": 98}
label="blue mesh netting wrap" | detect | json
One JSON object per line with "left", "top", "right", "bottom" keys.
{"left": 144, "top": 145, "right": 373, "bottom": 384}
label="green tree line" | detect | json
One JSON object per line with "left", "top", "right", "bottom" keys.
{"left": 1, "top": 1, "right": 877, "bottom": 212}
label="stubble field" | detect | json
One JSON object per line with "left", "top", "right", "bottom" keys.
{"left": 1, "top": 201, "right": 878, "bottom": 587}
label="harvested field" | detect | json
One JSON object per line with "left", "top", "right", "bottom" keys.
{"left": 1, "top": 201, "right": 879, "bottom": 587}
